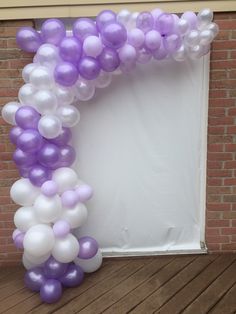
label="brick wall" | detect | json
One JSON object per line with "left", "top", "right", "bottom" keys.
{"left": 0, "top": 13, "right": 235, "bottom": 265}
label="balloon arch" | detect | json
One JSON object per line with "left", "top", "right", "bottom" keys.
{"left": 2, "top": 8, "right": 218, "bottom": 303}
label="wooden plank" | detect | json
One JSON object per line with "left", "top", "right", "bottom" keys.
{"left": 183, "top": 260, "right": 236, "bottom": 314}
{"left": 53, "top": 258, "right": 153, "bottom": 314}
{"left": 208, "top": 283, "right": 236, "bottom": 314}
{"left": 0, "top": 268, "right": 23, "bottom": 290}
{"left": 104, "top": 255, "right": 195, "bottom": 314}
{"left": 78, "top": 256, "right": 175, "bottom": 313}
{"left": 130, "top": 255, "right": 217, "bottom": 313}
{"left": 155, "top": 254, "right": 236, "bottom": 314}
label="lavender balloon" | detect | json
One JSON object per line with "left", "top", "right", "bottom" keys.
{"left": 56, "top": 145, "right": 76, "bottom": 168}
{"left": 15, "top": 106, "right": 40, "bottom": 130}
{"left": 16, "top": 27, "right": 42, "bottom": 52}
{"left": 73, "top": 18, "right": 98, "bottom": 40}
{"left": 14, "top": 232, "right": 25, "bottom": 249}
{"left": 59, "top": 264, "right": 84, "bottom": 287}
{"left": 181, "top": 11, "right": 197, "bottom": 29}
{"left": 136, "top": 12, "right": 154, "bottom": 33}
{"left": 40, "top": 279, "right": 62, "bottom": 303}
{"left": 24, "top": 267, "right": 46, "bottom": 292}
{"left": 101, "top": 22, "right": 127, "bottom": 50}
{"left": 49, "top": 128, "right": 72, "bottom": 146}
{"left": 53, "top": 220, "right": 70, "bottom": 238}
{"left": 38, "top": 143, "right": 60, "bottom": 168}
{"left": 96, "top": 10, "right": 116, "bottom": 31}
{"left": 163, "top": 34, "right": 182, "bottom": 53}
{"left": 156, "top": 13, "right": 174, "bottom": 36}
{"left": 78, "top": 57, "right": 101, "bottom": 80}
{"left": 78, "top": 236, "right": 98, "bottom": 259}
{"left": 61, "top": 189, "right": 78, "bottom": 208}
{"left": 13, "top": 148, "right": 37, "bottom": 167}
{"left": 9, "top": 126, "right": 23, "bottom": 145}
{"left": 76, "top": 184, "right": 93, "bottom": 202}
{"left": 19, "top": 166, "right": 31, "bottom": 178}
{"left": 41, "top": 180, "right": 58, "bottom": 197}
{"left": 153, "top": 39, "right": 168, "bottom": 60}
{"left": 17, "top": 129, "right": 43, "bottom": 153}
{"left": 41, "top": 19, "right": 66, "bottom": 45}
{"left": 59, "top": 37, "right": 82, "bottom": 63}
{"left": 29, "top": 164, "right": 52, "bottom": 187}
{"left": 98, "top": 47, "right": 120, "bottom": 72}
{"left": 44, "top": 256, "right": 68, "bottom": 279}
{"left": 54, "top": 62, "right": 79, "bottom": 87}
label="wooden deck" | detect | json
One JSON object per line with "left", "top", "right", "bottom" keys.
{"left": 0, "top": 254, "right": 236, "bottom": 313}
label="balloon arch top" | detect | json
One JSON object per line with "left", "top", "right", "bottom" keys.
{"left": 2, "top": 8, "right": 218, "bottom": 303}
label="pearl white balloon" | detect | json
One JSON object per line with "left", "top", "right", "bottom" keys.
{"left": 24, "top": 251, "right": 51, "bottom": 264}
{"left": 52, "top": 167, "right": 78, "bottom": 194}
{"left": 83, "top": 36, "right": 103, "bottom": 58}
{"left": 18, "top": 83, "right": 36, "bottom": 106}
{"left": 184, "top": 30, "right": 200, "bottom": 47}
{"left": 197, "top": 8, "right": 213, "bottom": 29}
{"left": 22, "top": 253, "right": 40, "bottom": 269}
{"left": 23, "top": 224, "right": 55, "bottom": 257}
{"left": 36, "top": 43, "right": 60, "bottom": 68}
{"left": 10, "top": 178, "right": 40, "bottom": 206}
{"left": 38, "top": 115, "right": 62, "bottom": 139}
{"left": 55, "top": 85, "right": 75, "bottom": 106}
{"left": 30, "top": 66, "right": 53, "bottom": 89}
{"left": 187, "top": 45, "right": 204, "bottom": 60}
{"left": 22, "top": 63, "right": 38, "bottom": 83}
{"left": 52, "top": 233, "right": 79, "bottom": 263}
{"left": 172, "top": 45, "right": 186, "bottom": 61}
{"left": 74, "top": 249, "right": 103, "bottom": 273}
{"left": 60, "top": 203, "right": 88, "bottom": 228}
{"left": 177, "top": 19, "right": 189, "bottom": 35}
{"left": 56, "top": 105, "right": 80, "bottom": 127}
{"left": 14, "top": 206, "right": 39, "bottom": 232}
{"left": 199, "top": 29, "right": 214, "bottom": 45}
{"left": 117, "top": 9, "right": 131, "bottom": 26}
{"left": 34, "top": 89, "right": 58, "bottom": 115}
{"left": 127, "top": 12, "right": 139, "bottom": 30}
{"left": 95, "top": 71, "right": 112, "bottom": 88}
{"left": 75, "top": 79, "right": 95, "bottom": 101}
{"left": 34, "top": 194, "right": 62, "bottom": 223}
{"left": 2, "top": 101, "right": 21, "bottom": 125}
{"left": 207, "top": 22, "right": 219, "bottom": 38}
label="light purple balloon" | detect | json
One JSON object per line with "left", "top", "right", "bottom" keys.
{"left": 44, "top": 256, "right": 68, "bottom": 279}
{"left": 137, "top": 48, "right": 152, "bottom": 64}
{"left": 136, "top": 12, "right": 154, "bottom": 33}
{"left": 73, "top": 18, "right": 98, "bottom": 40}
{"left": 49, "top": 128, "right": 72, "bottom": 146}
{"left": 40, "top": 279, "right": 62, "bottom": 303}
{"left": 181, "top": 11, "right": 197, "bottom": 29}
{"left": 151, "top": 8, "right": 163, "bottom": 21}
{"left": 12, "top": 229, "right": 21, "bottom": 241}
{"left": 163, "top": 33, "right": 182, "bottom": 53}
{"left": 153, "top": 39, "right": 169, "bottom": 60}
{"left": 16, "top": 27, "right": 42, "bottom": 52}
{"left": 101, "top": 22, "right": 127, "bottom": 50}
{"left": 57, "top": 145, "right": 76, "bottom": 168}
{"left": 25, "top": 267, "right": 46, "bottom": 292}
{"left": 60, "top": 263, "right": 84, "bottom": 287}
{"left": 156, "top": 13, "right": 175, "bottom": 36}
{"left": 19, "top": 165, "right": 32, "bottom": 178}
{"left": 78, "top": 56, "right": 101, "bottom": 80}
{"left": 78, "top": 236, "right": 98, "bottom": 259}
{"left": 96, "top": 10, "right": 116, "bottom": 31}
{"left": 61, "top": 190, "right": 78, "bottom": 208}
{"left": 14, "top": 232, "right": 25, "bottom": 249}
{"left": 38, "top": 143, "right": 60, "bottom": 169}
{"left": 53, "top": 220, "right": 70, "bottom": 237}
{"left": 59, "top": 37, "right": 82, "bottom": 63}
{"left": 98, "top": 47, "right": 120, "bottom": 72}
{"left": 41, "top": 19, "right": 66, "bottom": 46}
{"left": 13, "top": 148, "right": 37, "bottom": 167}
{"left": 145, "top": 30, "right": 161, "bottom": 51}
{"left": 128, "top": 28, "right": 145, "bottom": 49}
{"left": 41, "top": 180, "right": 58, "bottom": 197}
{"left": 120, "top": 61, "right": 136, "bottom": 73}
{"left": 54, "top": 62, "right": 79, "bottom": 87}
{"left": 15, "top": 106, "right": 40, "bottom": 130}
{"left": 76, "top": 184, "right": 93, "bottom": 202}
{"left": 9, "top": 126, "right": 23, "bottom": 145}
{"left": 29, "top": 164, "right": 52, "bottom": 187}
{"left": 119, "top": 44, "right": 137, "bottom": 64}
{"left": 17, "top": 129, "right": 43, "bottom": 153}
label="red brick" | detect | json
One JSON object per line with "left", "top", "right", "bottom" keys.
{"left": 224, "top": 178, "right": 236, "bottom": 186}
{"left": 207, "top": 203, "right": 231, "bottom": 211}
{"left": 207, "top": 235, "right": 230, "bottom": 243}
{"left": 221, "top": 227, "right": 236, "bottom": 235}
{"left": 207, "top": 220, "right": 230, "bottom": 227}
{"left": 225, "top": 143, "right": 236, "bottom": 151}
{"left": 221, "top": 243, "right": 236, "bottom": 250}
{"left": 208, "top": 143, "right": 224, "bottom": 152}
{"left": 206, "top": 228, "right": 220, "bottom": 236}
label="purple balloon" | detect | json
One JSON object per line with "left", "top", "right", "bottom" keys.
{"left": 15, "top": 106, "right": 40, "bottom": 130}
{"left": 40, "top": 279, "right": 62, "bottom": 303}
{"left": 19, "top": 165, "right": 32, "bottom": 178}
{"left": 41, "top": 180, "right": 58, "bottom": 197}
{"left": 38, "top": 143, "right": 60, "bottom": 168}
{"left": 78, "top": 236, "right": 98, "bottom": 259}
{"left": 76, "top": 184, "right": 93, "bottom": 202}
{"left": 14, "top": 232, "right": 25, "bottom": 249}
{"left": 53, "top": 220, "right": 70, "bottom": 238}
{"left": 96, "top": 10, "right": 116, "bottom": 31}
{"left": 49, "top": 128, "right": 72, "bottom": 146}
{"left": 73, "top": 18, "right": 98, "bottom": 40}
{"left": 12, "top": 229, "right": 21, "bottom": 241}
{"left": 29, "top": 164, "right": 52, "bottom": 187}
{"left": 101, "top": 22, "right": 127, "bottom": 50}
{"left": 59, "top": 37, "right": 82, "bottom": 63}
{"left": 9, "top": 126, "right": 23, "bottom": 145}
{"left": 156, "top": 13, "right": 175, "bottom": 36}
{"left": 24, "top": 267, "right": 46, "bottom": 292}
{"left": 163, "top": 33, "right": 182, "bottom": 53}
{"left": 57, "top": 145, "right": 76, "bottom": 168}
{"left": 181, "top": 11, "right": 197, "bottom": 29}
{"left": 59, "top": 263, "right": 84, "bottom": 287}
{"left": 41, "top": 19, "right": 66, "bottom": 45}
{"left": 61, "top": 189, "right": 78, "bottom": 208}
{"left": 13, "top": 148, "right": 37, "bottom": 167}
{"left": 54, "top": 62, "right": 79, "bottom": 87}
{"left": 16, "top": 27, "right": 42, "bottom": 52}
{"left": 17, "top": 129, "right": 43, "bottom": 153}
{"left": 136, "top": 12, "right": 154, "bottom": 33}
{"left": 78, "top": 56, "right": 101, "bottom": 80}
{"left": 98, "top": 47, "right": 120, "bottom": 72}
{"left": 44, "top": 256, "right": 68, "bottom": 279}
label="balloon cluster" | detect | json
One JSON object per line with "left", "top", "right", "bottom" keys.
{"left": 1, "top": 8, "right": 218, "bottom": 304}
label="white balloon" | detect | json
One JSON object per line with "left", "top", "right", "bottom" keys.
{"left": 127, "top": 12, "right": 139, "bottom": 30}
{"left": 30, "top": 66, "right": 54, "bottom": 89}
{"left": 34, "top": 89, "right": 58, "bottom": 115}
{"left": 23, "top": 224, "right": 55, "bottom": 257}
{"left": 52, "top": 233, "right": 79, "bottom": 263}
{"left": 2, "top": 101, "right": 21, "bottom": 125}
{"left": 22, "top": 253, "right": 40, "bottom": 269}
{"left": 22, "top": 63, "right": 38, "bottom": 83}
{"left": 36, "top": 43, "right": 60, "bottom": 68}
{"left": 60, "top": 203, "right": 88, "bottom": 228}
{"left": 207, "top": 22, "right": 219, "bottom": 38}
{"left": 18, "top": 83, "right": 36, "bottom": 106}
{"left": 38, "top": 115, "right": 62, "bottom": 139}
{"left": 184, "top": 30, "right": 200, "bottom": 47}
{"left": 34, "top": 194, "right": 62, "bottom": 223}
{"left": 74, "top": 249, "right": 103, "bottom": 273}
{"left": 197, "top": 8, "right": 213, "bottom": 29}
{"left": 117, "top": 9, "right": 131, "bottom": 26}
{"left": 55, "top": 85, "right": 75, "bottom": 106}
{"left": 10, "top": 178, "right": 40, "bottom": 206}
{"left": 56, "top": 105, "right": 80, "bottom": 127}
{"left": 14, "top": 206, "right": 39, "bottom": 232}
{"left": 172, "top": 45, "right": 186, "bottom": 61}
{"left": 199, "top": 29, "right": 214, "bottom": 45}
{"left": 95, "top": 71, "right": 112, "bottom": 88}
{"left": 52, "top": 167, "right": 78, "bottom": 194}
{"left": 187, "top": 45, "right": 204, "bottom": 60}
{"left": 83, "top": 36, "right": 103, "bottom": 58}
{"left": 75, "top": 79, "right": 95, "bottom": 101}
{"left": 177, "top": 19, "right": 189, "bottom": 35}
{"left": 24, "top": 251, "right": 51, "bottom": 264}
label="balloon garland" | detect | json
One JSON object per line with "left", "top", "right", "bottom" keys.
{"left": 2, "top": 8, "right": 218, "bottom": 303}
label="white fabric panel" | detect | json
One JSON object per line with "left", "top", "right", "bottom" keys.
{"left": 73, "top": 57, "right": 209, "bottom": 255}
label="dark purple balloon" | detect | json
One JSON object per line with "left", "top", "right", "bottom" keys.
{"left": 15, "top": 106, "right": 40, "bottom": 130}
{"left": 9, "top": 126, "right": 23, "bottom": 145}
{"left": 19, "top": 165, "right": 31, "bottom": 178}
{"left": 58, "top": 145, "right": 76, "bottom": 167}
{"left": 101, "top": 22, "right": 127, "bottom": 50}
{"left": 41, "top": 19, "right": 66, "bottom": 46}
{"left": 49, "top": 128, "right": 72, "bottom": 146}
{"left": 13, "top": 148, "right": 37, "bottom": 167}
{"left": 16, "top": 27, "right": 42, "bottom": 52}
{"left": 96, "top": 10, "right": 116, "bottom": 31}
{"left": 29, "top": 164, "right": 52, "bottom": 187}
{"left": 78, "top": 56, "right": 101, "bottom": 80}
{"left": 40, "top": 279, "right": 62, "bottom": 303}
{"left": 73, "top": 18, "right": 98, "bottom": 40}
{"left": 78, "top": 236, "right": 99, "bottom": 259}
{"left": 37, "top": 143, "right": 60, "bottom": 168}
{"left": 59, "top": 37, "right": 82, "bottom": 63}
{"left": 98, "top": 47, "right": 120, "bottom": 72}
{"left": 44, "top": 257, "right": 68, "bottom": 279}
{"left": 59, "top": 264, "right": 84, "bottom": 288}
{"left": 54, "top": 62, "right": 79, "bottom": 87}
{"left": 24, "top": 267, "right": 46, "bottom": 292}
{"left": 17, "top": 129, "right": 43, "bottom": 153}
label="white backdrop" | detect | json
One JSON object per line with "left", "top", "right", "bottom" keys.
{"left": 73, "top": 56, "right": 209, "bottom": 256}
